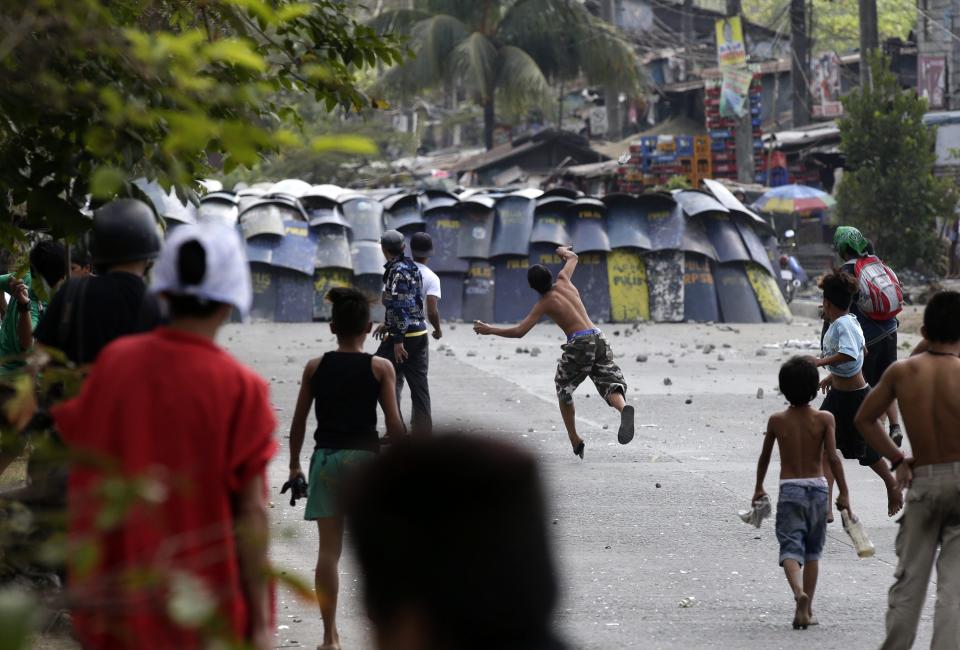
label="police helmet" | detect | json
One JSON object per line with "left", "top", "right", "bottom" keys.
{"left": 91, "top": 199, "right": 162, "bottom": 266}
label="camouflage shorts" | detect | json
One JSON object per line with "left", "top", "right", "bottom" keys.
{"left": 555, "top": 333, "right": 627, "bottom": 405}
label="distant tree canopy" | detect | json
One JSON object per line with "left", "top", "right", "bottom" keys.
{"left": 742, "top": 0, "right": 916, "bottom": 54}
{"left": 836, "top": 52, "right": 955, "bottom": 273}
{"left": 0, "top": 0, "right": 405, "bottom": 246}
{"left": 371, "top": 0, "right": 647, "bottom": 150}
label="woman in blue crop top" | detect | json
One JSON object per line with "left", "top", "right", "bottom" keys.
{"left": 288, "top": 288, "right": 405, "bottom": 650}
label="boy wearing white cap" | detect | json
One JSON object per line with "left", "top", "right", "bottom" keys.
{"left": 53, "top": 224, "right": 277, "bottom": 649}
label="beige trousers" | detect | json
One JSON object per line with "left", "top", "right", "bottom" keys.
{"left": 881, "top": 462, "right": 960, "bottom": 650}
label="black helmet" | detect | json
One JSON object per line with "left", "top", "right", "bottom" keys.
{"left": 91, "top": 199, "right": 162, "bottom": 266}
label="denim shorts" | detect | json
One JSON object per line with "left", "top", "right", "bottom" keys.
{"left": 775, "top": 482, "right": 829, "bottom": 566}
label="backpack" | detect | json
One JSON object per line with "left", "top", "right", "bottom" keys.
{"left": 853, "top": 255, "right": 903, "bottom": 320}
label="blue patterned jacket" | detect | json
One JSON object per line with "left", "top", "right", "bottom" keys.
{"left": 382, "top": 257, "right": 426, "bottom": 343}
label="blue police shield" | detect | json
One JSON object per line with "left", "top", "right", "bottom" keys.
{"left": 457, "top": 204, "right": 494, "bottom": 260}
{"left": 540, "top": 187, "right": 582, "bottom": 200}
{"left": 531, "top": 196, "right": 573, "bottom": 246}
{"left": 491, "top": 194, "right": 535, "bottom": 258}
{"left": 573, "top": 251, "right": 611, "bottom": 322}
{"left": 733, "top": 216, "right": 775, "bottom": 275}
{"left": 352, "top": 273, "right": 385, "bottom": 323}
{"left": 493, "top": 255, "right": 536, "bottom": 323}
{"left": 383, "top": 193, "right": 425, "bottom": 231}
{"left": 673, "top": 189, "right": 729, "bottom": 218}
{"left": 313, "top": 224, "right": 353, "bottom": 271}
{"left": 240, "top": 199, "right": 302, "bottom": 239}
{"left": 302, "top": 194, "right": 350, "bottom": 229}
{"left": 272, "top": 221, "right": 317, "bottom": 275}
{"left": 312, "top": 268, "right": 353, "bottom": 320}
{"left": 569, "top": 198, "right": 611, "bottom": 253}
{"left": 424, "top": 209, "right": 469, "bottom": 274}
{"left": 351, "top": 241, "right": 387, "bottom": 276}
{"left": 646, "top": 250, "right": 685, "bottom": 322}
{"left": 683, "top": 253, "right": 721, "bottom": 323}
{"left": 701, "top": 179, "right": 772, "bottom": 232}
{"left": 461, "top": 261, "right": 495, "bottom": 323}
{"left": 714, "top": 263, "right": 764, "bottom": 323}
{"left": 246, "top": 235, "right": 278, "bottom": 265}
{"left": 645, "top": 202, "right": 685, "bottom": 251}
{"left": 681, "top": 216, "right": 718, "bottom": 260}
{"left": 605, "top": 194, "right": 652, "bottom": 250}
{"left": 198, "top": 195, "right": 239, "bottom": 227}
{"left": 438, "top": 272, "right": 464, "bottom": 321}
{"left": 420, "top": 190, "right": 459, "bottom": 213}
{"left": 274, "top": 268, "right": 314, "bottom": 323}
{"left": 340, "top": 196, "right": 384, "bottom": 242}
{"left": 704, "top": 213, "right": 751, "bottom": 263}
{"left": 249, "top": 262, "right": 277, "bottom": 322}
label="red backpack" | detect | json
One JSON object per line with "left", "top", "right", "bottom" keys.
{"left": 853, "top": 255, "right": 903, "bottom": 320}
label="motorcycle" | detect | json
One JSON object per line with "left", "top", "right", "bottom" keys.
{"left": 778, "top": 230, "right": 808, "bottom": 304}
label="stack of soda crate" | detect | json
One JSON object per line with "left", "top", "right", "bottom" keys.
{"left": 615, "top": 134, "right": 714, "bottom": 192}
{"left": 704, "top": 74, "right": 764, "bottom": 182}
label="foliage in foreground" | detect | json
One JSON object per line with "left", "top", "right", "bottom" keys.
{"left": 836, "top": 52, "right": 956, "bottom": 272}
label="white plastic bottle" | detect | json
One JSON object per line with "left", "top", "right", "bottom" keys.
{"left": 841, "top": 509, "right": 875, "bottom": 558}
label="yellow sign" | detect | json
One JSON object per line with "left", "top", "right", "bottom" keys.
{"left": 607, "top": 250, "right": 649, "bottom": 323}
{"left": 716, "top": 16, "right": 746, "bottom": 69}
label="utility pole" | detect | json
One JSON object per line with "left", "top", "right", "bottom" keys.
{"left": 727, "top": 0, "right": 755, "bottom": 183}
{"left": 601, "top": 0, "right": 622, "bottom": 141}
{"left": 682, "top": 0, "right": 694, "bottom": 44}
{"left": 790, "top": 0, "right": 811, "bottom": 126}
{"left": 858, "top": 0, "right": 879, "bottom": 88}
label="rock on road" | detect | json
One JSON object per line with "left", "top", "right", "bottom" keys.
{"left": 224, "top": 318, "right": 934, "bottom": 650}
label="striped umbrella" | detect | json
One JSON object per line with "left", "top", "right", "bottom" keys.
{"left": 752, "top": 184, "right": 836, "bottom": 214}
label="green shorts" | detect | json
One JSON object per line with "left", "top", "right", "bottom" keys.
{"left": 304, "top": 448, "right": 376, "bottom": 520}
{"left": 555, "top": 333, "right": 627, "bottom": 405}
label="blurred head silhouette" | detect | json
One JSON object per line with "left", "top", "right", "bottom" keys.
{"left": 344, "top": 435, "right": 564, "bottom": 650}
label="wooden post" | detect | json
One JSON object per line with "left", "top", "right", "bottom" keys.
{"left": 790, "top": 0, "right": 811, "bottom": 126}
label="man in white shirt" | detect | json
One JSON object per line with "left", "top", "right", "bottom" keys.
{"left": 410, "top": 233, "right": 442, "bottom": 340}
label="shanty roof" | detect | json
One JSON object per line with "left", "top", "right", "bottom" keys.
{"left": 449, "top": 129, "right": 608, "bottom": 174}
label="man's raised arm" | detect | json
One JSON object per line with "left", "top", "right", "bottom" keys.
{"left": 473, "top": 302, "right": 543, "bottom": 339}
{"left": 556, "top": 246, "right": 578, "bottom": 282}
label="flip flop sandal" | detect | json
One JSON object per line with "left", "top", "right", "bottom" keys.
{"left": 617, "top": 405, "right": 635, "bottom": 445}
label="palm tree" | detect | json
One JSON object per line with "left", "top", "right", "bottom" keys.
{"left": 372, "top": 0, "right": 646, "bottom": 150}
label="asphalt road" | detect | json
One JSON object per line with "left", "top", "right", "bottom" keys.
{"left": 223, "top": 318, "right": 936, "bottom": 650}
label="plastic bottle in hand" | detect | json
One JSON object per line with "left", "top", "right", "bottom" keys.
{"left": 841, "top": 509, "right": 875, "bottom": 558}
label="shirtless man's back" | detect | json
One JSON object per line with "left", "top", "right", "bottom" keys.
{"left": 474, "top": 247, "right": 634, "bottom": 458}
{"left": 855, "top": 290, "right": 960, "bottom": 648}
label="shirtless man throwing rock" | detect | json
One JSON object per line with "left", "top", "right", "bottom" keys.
{"left": 474, "top": 246, "right": 634, "bottom": 458}
{"left": 855, "top": 290, "right": 960, "bottom": 649}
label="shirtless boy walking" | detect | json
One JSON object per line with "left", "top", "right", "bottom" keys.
{"left": 855, "top": 291, "right": 960, "bottom": 649}
{"left": 753, "top": 356, "right": 851, "bottom": 630}
{"left": 474, "top": 246, "right": 634, "bottom": 458}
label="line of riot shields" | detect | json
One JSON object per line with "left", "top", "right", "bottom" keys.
{"left": 161, "top": 179, "right": 791, "bottom": 324}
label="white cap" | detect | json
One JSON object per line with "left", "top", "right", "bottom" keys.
{"left": 150, "top": 222, "right": 253, "bottom": 317}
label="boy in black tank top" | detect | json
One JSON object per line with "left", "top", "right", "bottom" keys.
{"left": 287, "top": 288, "right": 405, "bottom": 650}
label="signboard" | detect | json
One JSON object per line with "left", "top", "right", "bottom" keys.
{"left": 918, "top": 55, "right": 946, "bottom": 109}
{"left": 715, "top": 17, "right": 746, "bottom": 69}
{"left": 811, "top": 52, "right": 843, "bottom": 118}
{"left": 720, "top": 68, "right": 753, "bottom": 118}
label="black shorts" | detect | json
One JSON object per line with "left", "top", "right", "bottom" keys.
{"left": 820, "top": 387, "right": 881, "bottom": 466}
{"left": 863, "top": 331, "right": 897, "bottom": 386}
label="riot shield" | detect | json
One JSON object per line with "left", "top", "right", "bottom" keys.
{"left": 313, "top": 224, "right": 353, "bottom": 271}
{"left": 457, "top": 205, "right": 494, "bottom": 260}
{"left": 491, "top": 195, "right": 535, "bottom": 258}
{"left": 714, "top": 263, "right": 764, "bottom": 323}
{"left": 249, "top": 262, "right": 277, "bottom": 322}
{"left": 240, "top": 199, "right": 301, "bottom": 239}
{"left": 646, "top": 250, "right": 685, "bottom": 322}
{"left": 351, "top": 241, "right": 387, "bottom": 276}
{"left": 438, "top": 272, "right": 465, "bottom": 321}
{"left": 236, "top": 189, "right": 266, "bottom": 214}
{"left": 353, "top": 274, "right": 385, "bottom": 323}
{"left": 302, "top": 194, "right": 350, "bottom": 229}
{"left": 272, "top": 221, "right": 318, "bottom": 276}
{"left": 704, "top": 213, "right": 752, "bottom": 263}
{"left": 683, "top": 253, "right": 721, "bottom": 323}
{"left": 569, "top": 198, "right": 611, "bottom": 253}
{"left": 701, "top": 179, "right": 772, "bottom": 232}
{"left": 275, "top": 268, "right": 314, "bottom": 323}
{"left": 420, "top": 190, "right": 459, "bottom": 213}
{"left": 424, "top": 211, "right": 468, "bottom": 273}
{"left": 531, "top": 197, "right": 573, "bottom": 246}
{"left": 645, "top": 203, "right": 685, "bottom": 251}
{"left": 198, "top": 196, "right": 239, "bottom": 227}
{"left": 681, "top": 217, "right": 718, "bottom": 260}
{"left": 607, "top": 249, "right": 650, "bottom": 322}
{"left": 528, "top": 241, "right": 565, "bottom": 277}
{"left": 309, "top": 184, "right": 344, "bottom": 201}
{"left": 605, "top": 194, "right": 652, "bottom": 251}
{"left": 573, "top": 251, "right": 611, "bottom": 322}
{"left": 461, "top": 261, "right": 495, "bottom": 324}
{"left": 313, "top": 268, "right": 353, "bottom": 320}
{"left": 383, "top": 193, "right": 425, "bottom": 231}
{"left": 673, "top": 189, "right": 729, "bottom": 218}
{"left": 340, "top": 196, "right": 384, "bottom": 242}
{"left": 493, "top": 256, "right": 537, "bottom": 323}
{"left": 733, "top": 216, "right": 775, "bottom": 275}
{"left": 267, "top": 178, "right": 311, "bottom": 198}
{"left": 458, "top": 194, "right": 497, "bottom": 210}
{"left": 540, "top": 187, "right": 582, "bottom": 200}
{"left": 245, "top": 235, "right": 277, "bottom": 266}
{"left": 745, "top": 262, "right": 792, "bottom": 323}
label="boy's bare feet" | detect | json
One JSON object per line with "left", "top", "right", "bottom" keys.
{"left": 573, "top": 440, "right": 585, "bottom": 459}
{"left": 617, "top": 405, "right": 635, "bottom": 444}
{"left": 793, "top": 592, "right": 811, "bottom": 630}
{"left": 887, "top": 485, "right": 904, "bottom": 516}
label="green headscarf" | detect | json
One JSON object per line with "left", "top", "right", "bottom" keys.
{"left": 833, "top": 226, "right": 869, "bottom": 257}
